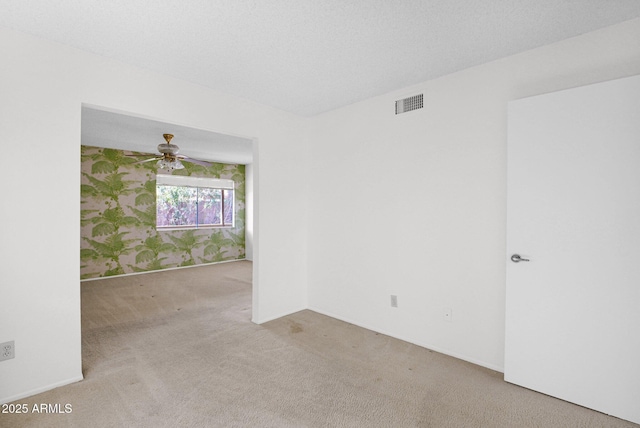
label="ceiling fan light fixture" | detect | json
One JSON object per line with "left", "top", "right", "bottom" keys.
{"left": 157, "top": 158, "right": 184, "bottom": 171}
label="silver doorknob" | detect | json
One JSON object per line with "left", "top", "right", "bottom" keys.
{"left": 511, "top": 254, "right": 530, "bottom": 263}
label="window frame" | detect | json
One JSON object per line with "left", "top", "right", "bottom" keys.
{"left": 155, "top": 174, "right": 235, "bottom": 230}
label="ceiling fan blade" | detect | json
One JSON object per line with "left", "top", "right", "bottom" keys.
{"left": 125, "top": 154, "right": 149, "bottom": 158}
{"left": 181, "top": 157, "right": 212, "bottom": 167}
{"left": 134, "top": 157, "right": 161, "bottom": 164}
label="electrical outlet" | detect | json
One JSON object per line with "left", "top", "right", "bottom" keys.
{"left": 0, "top": 341, "right": 15, "bottom": 361}
{"left": 390, "top": 295, "right": 398, "bottom": 308}
{"left": 443, "top": 308, "right": 452, "bottom": 323}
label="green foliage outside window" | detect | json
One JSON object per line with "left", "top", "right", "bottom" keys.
{"left": 156, "top": 185, "right": 234, "bottom": 228}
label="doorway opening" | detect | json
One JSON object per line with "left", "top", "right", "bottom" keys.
{"left": 79, "top": 104, "right": 258, "bottom": 371}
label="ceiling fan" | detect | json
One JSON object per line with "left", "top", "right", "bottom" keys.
{"left": 128, "top": 133, "right": 211, "bottom": 171}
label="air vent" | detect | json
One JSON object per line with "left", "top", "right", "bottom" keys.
{"left": 395, "top": 94, "right": 423, "bottom": 114}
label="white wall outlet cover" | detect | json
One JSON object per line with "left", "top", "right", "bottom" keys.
{"left": 0, "top": 341, "right": 15, "bottom": 361}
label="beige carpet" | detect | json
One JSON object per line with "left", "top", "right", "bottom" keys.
{"left": 2, "top": 260, "right": 637, "bottom": 428}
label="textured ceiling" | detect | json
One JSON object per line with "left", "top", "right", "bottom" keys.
{"left": 3, "top": 0, "right": 640, "bottom": 117}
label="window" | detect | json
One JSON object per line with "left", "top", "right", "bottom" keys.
{"left": 156, "top": 174, "right": 234, "bottom": 229}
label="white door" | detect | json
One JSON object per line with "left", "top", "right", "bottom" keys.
{"left": 505, "top": 74, "right": 640, "bottom": 424}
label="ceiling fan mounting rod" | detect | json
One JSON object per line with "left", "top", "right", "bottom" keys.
{"left": 163, "top": 134, "right": 174, "bottom": 144}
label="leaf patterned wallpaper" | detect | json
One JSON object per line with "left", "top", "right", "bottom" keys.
{"left": 80, "top": 145, "right": 246, "bottom": 279}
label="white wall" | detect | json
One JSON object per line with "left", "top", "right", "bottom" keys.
{"left": 245, "top": 162, "right": 254, "bottom": 261}
{"left": 306, "top": 18, "right": 640, "bottom": 371}
{"left": 0, "top": 27, "right": 308, "bottom": 403}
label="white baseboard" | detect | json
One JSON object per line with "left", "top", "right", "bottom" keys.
{"left": 307, "top": 306, "right": 504, "bottom": 373}
{"left": 252, "top": 308, "right": 306, "bottom": 325}
{"left": 1, "top": 374, "right": 84, "bottom": 405}
{"left": 81, "top": 258, "right": 248, "bottom": 282}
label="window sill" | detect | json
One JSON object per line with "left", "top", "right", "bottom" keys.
{"left": 157, "top": 225, "right": 234, "bottom": 231}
